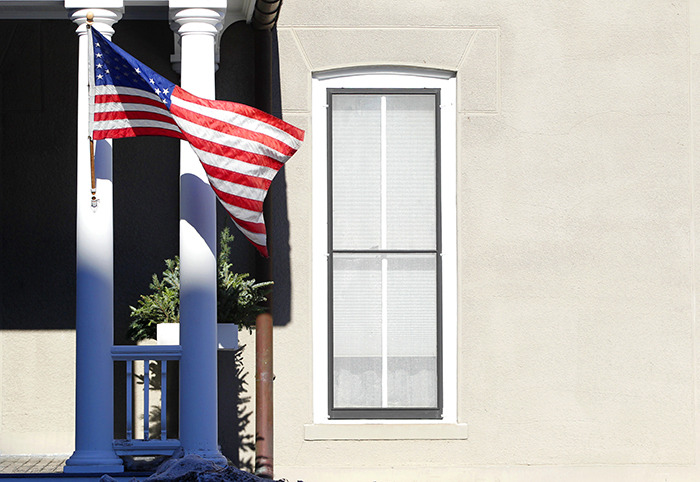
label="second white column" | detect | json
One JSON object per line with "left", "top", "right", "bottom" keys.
{"left": 170, "top": 3, "right": 227, "bottom": 464}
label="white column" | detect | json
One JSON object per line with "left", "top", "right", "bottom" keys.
{"left": 170, "top": 3, "right": 227, "bottom": 465}
{"left": 64, "top": 5, "right": 124, "bottom": 474}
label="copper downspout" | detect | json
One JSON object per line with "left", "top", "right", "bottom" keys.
{"left": 255, "top": 312, "right": 274, "bottom": 478}
{"left": 253, "top": 1, "right": 282, "bottom": 478}
{"left": 252, "top": 0, "right": 283, "bottom": 30}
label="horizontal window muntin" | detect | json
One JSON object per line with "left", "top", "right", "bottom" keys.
{"left": 327, "top": 88, "right": 442, "bottom": 419}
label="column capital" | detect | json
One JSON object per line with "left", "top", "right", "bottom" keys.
{"left": 67, "top": 7, "right": 123, "bottom": 38}
{"left": 169, "top": 6, "right": 225, "bottom": 38}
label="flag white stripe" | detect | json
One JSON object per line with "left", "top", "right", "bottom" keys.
{"left": 189, "top": 145, "right": 279, "bottom": 181}
{"left": 170, "top": 94, "right": 302, "bottom": 150}
{"left": 95, "top": 84, "right": 164, "bottom": 104}
{"left": 208, "top": 177, "right": 267, "bottom": 203}
{"left": 94, "top": 102, "right": 171, "bottom": 115}
{"left": 94, "top": 118, "right": 181, "bottom": 132}
{"left": 173, "top": 115, "right": 291, "bottom": 164}
{"left": 217, "top": 197, "right": 266, "bottom": 225}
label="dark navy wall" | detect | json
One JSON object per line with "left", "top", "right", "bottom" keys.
{"left": 0, "top": 20, "right": 78, "bottom": 331}
{"left": 0, "top": 19, "right": 262, "bottom": 337}
{"left": 111, "top": 20, "right": 182, "bottom": 346}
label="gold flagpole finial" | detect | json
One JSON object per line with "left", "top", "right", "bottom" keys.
{"left": 86, "top": 11, "right": 94, "bottom": 25}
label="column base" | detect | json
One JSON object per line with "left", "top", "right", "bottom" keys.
{"left": 64, "top": 450, "right": 124, "bottom": 474}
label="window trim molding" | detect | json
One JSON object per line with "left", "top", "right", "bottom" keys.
{"left": 311, "top": 68, "right": 458, "bottom": 425}
{"left": 303, "top": 422, "right": 469, "bottom": 441}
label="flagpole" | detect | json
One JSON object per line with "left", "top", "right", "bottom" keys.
{"left": 89, "top": 137, "right": 97, "bottom": 207}
{"left": 86, "top": 12, "right": 98, "bottom": 209}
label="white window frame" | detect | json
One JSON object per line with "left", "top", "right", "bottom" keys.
{"left": 311, "top": 67, "right": 458, "bottom": 426}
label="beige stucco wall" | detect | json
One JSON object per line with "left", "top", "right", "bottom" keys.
{"left": 261, "top": 1, "right": 700, "bottom": 480}
{"left": 0, "top": 331, "right": 75, "bottom": 454}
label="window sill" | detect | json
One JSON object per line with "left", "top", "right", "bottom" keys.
{"left": 303, "top": 422, "right": 468, "bottom": 441}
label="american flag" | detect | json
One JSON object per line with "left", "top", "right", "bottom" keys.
{"left": 87, "top": 27, "right": 304, "bottom": 257}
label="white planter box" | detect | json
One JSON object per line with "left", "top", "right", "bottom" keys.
{"left": 157, "top": 323, "right": 180, "bottom": 346}
{"left": 156, "top": 322, "right": 238, "bottom": 350}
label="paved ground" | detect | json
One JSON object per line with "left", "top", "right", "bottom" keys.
{"left": 0, "top": 456, "right": 67, "bottom": 474}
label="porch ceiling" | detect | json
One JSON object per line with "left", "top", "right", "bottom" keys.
{"left": 0, "top": 0, "right": 256, "bottom": 22}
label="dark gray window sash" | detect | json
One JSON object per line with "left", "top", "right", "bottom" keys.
{"left": 326, "top": 88, "right": 443, "bottom": 420}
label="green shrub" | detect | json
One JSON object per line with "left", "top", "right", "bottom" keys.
{"left": 127, "top": 228, "right": 272, "bottom": 342}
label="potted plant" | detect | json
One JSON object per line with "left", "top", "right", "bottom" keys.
{"left": 126, "top": 227, "right": 272, "bottom": 344}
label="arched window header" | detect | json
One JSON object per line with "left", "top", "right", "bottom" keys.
{"left": 313, "top": 66, "right": 456, "bottom": 81}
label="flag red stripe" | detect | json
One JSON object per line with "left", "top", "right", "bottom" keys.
{"left": 210, "top": 185, "right": 263, "bottom": 213}
{"left": 225, "top": 212, "right": 267, "bottom": 236}
{"left": 169, "top": 102, "right": 299, "bottom": 158}
{"left": 94, "top": 110, "right": 177, "bottom": 125}
{"left": 173, "top": 87, "right": 305, "bottom": 142}
{"left": 200, "top": 163, "right": 272, "bottom": 191}
{"left": 95, "top": 94, "right": 167, "bottom": 110}
{"left": 92, "top": 127, "right": 185, "bottom": 140}
{"left": 178, "top": 131, "right": 285, "bottom": 171}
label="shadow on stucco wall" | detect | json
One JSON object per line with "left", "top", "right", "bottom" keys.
{"left": 265, "top": 27, "right": 293, "bottom": 330}
{"left": 217, "top": 22, "right": 292, "bottom": 329}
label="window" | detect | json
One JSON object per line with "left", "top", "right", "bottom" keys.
{"left": 312, "top": 68, "right": 457, "bottom": 423}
